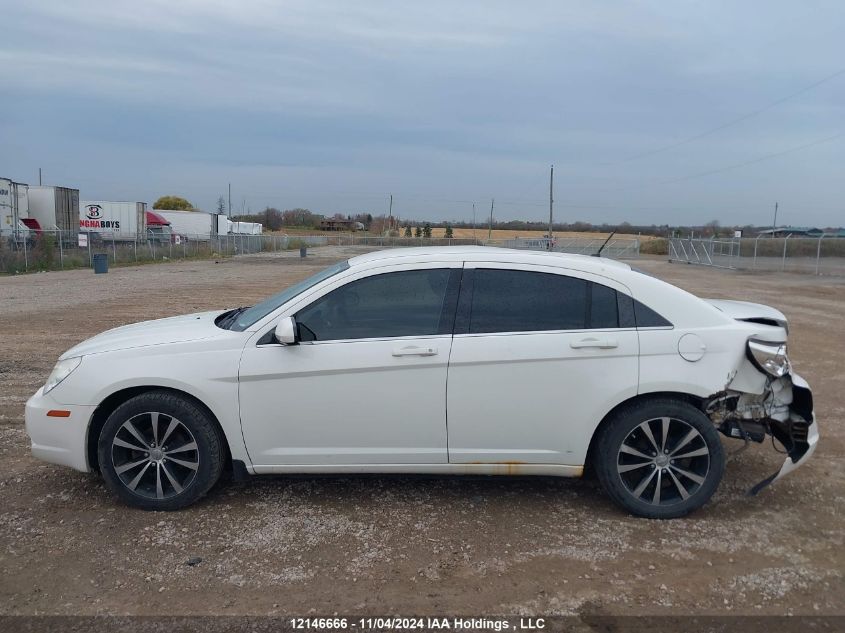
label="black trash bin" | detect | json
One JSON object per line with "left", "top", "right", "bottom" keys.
{"left": 93, "top": 253, "right": 109, "bottom": 274}
{"left": 299, "top": 246, "right": 307, "bottom": 258}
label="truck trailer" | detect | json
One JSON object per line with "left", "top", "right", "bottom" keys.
{"left": 230, "top": 221, "right": 263, "bottom": 235}
{"left": 156, "top": 210, "right": 220, "bottom": 240}
{"left": 80, "top": 201, "right": 147, "bottom": 241}
{"left": 0, "top": 177, "right": 33, "bottom": 246}
{"left": 28, "top": 186, "right": 79, "bottom": 236}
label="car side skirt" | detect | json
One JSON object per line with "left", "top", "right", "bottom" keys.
{"left": 250, "top": 463, "right": 584, "bottom": 477}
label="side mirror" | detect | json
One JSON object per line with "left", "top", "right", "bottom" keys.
{"left": 274, "top": 316, "right": 298, "bottom": 345}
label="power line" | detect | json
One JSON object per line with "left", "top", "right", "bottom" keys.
{"left": 604, "top": 67, "right": 845, "bottom": 165}
{"left": 651, "top": 130, "right": 845, "bottom": 186}
{"left": 576, "top": 130, "right": 845, "bottom": 194}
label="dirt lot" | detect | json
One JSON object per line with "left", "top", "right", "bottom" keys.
{"left": 0, "top": 248, "right": 843, "bottom": 617}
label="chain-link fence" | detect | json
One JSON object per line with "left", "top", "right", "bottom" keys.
{"left": 0, "top": 230, "right": 488, "bottom": 273}
{"left": 0, "top": 230, "right": 249, "bottom": 274}
{"left": 501, "top": 236, "right": 640, "bottom": 258}
{"left": 668, "top": 235, "right": 845, "bottom": 275}
{"left": 1, "top": 229, "right": 641, "bottom": 274}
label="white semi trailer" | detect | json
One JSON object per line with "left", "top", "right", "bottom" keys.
{"left": 80, "top": 201, "right": 147, "bottom": 241}
{"left": 0, "top": 177, "right": 33, "bottom": 245}
{"left": 156, "top": 210, "right": 221, "bottom": 239}
{"left": 28, "top": 186, "right": 79, "bottom": 234}
{"left": 230, "top": 221, "right": 263, "bottom": 235}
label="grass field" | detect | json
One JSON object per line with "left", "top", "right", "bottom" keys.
{"left": 268, "top": 226, "right": 657, "bottom": 241}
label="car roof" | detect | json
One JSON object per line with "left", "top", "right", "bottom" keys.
{"left": 348, "top": 246, "right": 632, "bottom": 274}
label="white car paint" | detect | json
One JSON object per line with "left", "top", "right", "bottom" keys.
{"left": 25, "top": 246, "right": 817, "bottom": 496}
{"left": 446, "top": 261, "right": 639, "bottom": 465}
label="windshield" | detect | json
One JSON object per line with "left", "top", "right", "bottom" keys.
{"left": 228, "top": 260, "right": 350, "bottom": 331}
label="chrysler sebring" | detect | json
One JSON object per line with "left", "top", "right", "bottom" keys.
{"left": 25, "top": 247, "right": 817, "bottom": 518}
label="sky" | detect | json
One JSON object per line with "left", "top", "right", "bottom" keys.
{"left": 1, "top": 0, "right": 843, "bottom": 227}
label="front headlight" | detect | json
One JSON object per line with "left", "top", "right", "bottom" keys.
{"left": 747, "top": 339, "right": 790, "bottom": 378}
{"left": 43, "top": 357, "right": 82, "bottom": 394}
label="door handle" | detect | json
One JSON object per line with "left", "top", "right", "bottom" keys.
{"left": 392, "top": 345, "right": 438, "bottom": 357}
{"left": 570, "top": 337, "right": 619, "bottom": 349}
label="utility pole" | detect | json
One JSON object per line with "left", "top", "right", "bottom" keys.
{"left": 488, "top": 198, "right": 494, "bottom": 241}
{"left": 38, "top": 168, "right": 42, "bottom": 186}
{"left": 228, "top": 183, "right": 232, "bottom": 218}
{"left": 772, "top": 202, "right": 779, "bottom": 236}
{"left": 388, "top": 194, "right": 393, "bottom": 233}
{"left": 472, "top": 203, "right": 476, "bottom": 239}
{"left": 548, "top": 164, "right": 554, "bottom": 249}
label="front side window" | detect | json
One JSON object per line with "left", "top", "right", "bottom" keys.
{"left": 228, "top": 260, "right": 350, "bottom": 331}
{"left": 296, "top": 269, "right": 452, "bottom": 341}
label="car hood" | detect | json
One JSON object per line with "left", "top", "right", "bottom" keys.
{"left": 59, "top": 310, "right": 229, "bottom": 358}
{"left": 704, "top": 299, "right": 788, "bottom": 328}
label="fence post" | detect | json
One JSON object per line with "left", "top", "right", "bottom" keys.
{"left": 816, "top": 235, "right": 823, "bottom": 275}
{"left": 781, "top": 235, "right": 790, "bottom": 272}
{"left": 23, "top": 231, "right": 28, "bottom": 271}
{"left": 752, "top": 237, "right": 759, "bottom": 269}
{"left": 58, "top": 230, "right": 64, "bottom": 269}
{"left": 112, "top": 233, "right": 116, "bottom": 262}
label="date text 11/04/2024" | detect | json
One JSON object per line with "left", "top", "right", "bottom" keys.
{"left": 289, "top": 617, "right": 546, "bottom": 630}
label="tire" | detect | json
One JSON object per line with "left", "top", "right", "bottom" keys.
{"left": 97, "top": 391, "right": 225, "bottom": 511}
{"left": 594, "top": 399, "right": 725, "bottom": 519}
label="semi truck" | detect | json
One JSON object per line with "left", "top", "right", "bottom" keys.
{"left": 145, "top": 210, "right": 172, "bottom": 242}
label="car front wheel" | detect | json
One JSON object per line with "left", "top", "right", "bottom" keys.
{"left": 594, "top": 399, "right": 725, "bottom": 519}
{"left": 97, "top": 391, "right": 225, "bottom": 510}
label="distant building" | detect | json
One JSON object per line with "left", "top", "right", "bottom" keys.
{"left": 319, "top": 218, "right": 357, "bottom": 231}
{"left": 756, "top": 226, "right": 823, "bottom": 238}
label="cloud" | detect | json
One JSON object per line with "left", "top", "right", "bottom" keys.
{"left": 1, "top": 0, "right": 843, "bottom": 225}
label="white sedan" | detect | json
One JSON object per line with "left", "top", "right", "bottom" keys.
{"left": 25, "top": 247, "right": 817, "bottom": 518}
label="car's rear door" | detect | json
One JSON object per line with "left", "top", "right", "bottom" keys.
{"left": 238, "top": 263, "right": 461, "bottom": 467}
{"left": 446, "top": 262, "right": 639, "bottom": 466}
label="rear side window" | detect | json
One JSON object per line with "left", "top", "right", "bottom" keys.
{"left": 590, "top": 283, "right": 619, "bottom": 329}
{"left": 464, "top": 269, "right": 672, "bottom": 334}
{"left": 469, "top": 269, "right": 587, "bottom": 333}
{"left": 634, "top": 300, "right": 672, "bottom": 327}
{"left": 617, "top": 292, "right": 672, "bottom": 328}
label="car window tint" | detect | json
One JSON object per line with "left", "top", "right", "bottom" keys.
{"left": 469, "top": 269, "right": 587, "bottom": 333}
{"left": 296, "top": 269, "right": 451, "bottom": 341}
{"left": 590, "top": 283, "right": 619, "bottom": 328}
{"left": 617, "top": 292, "right": 636, "bottom": 328}
{"left": 634, "top": 299, "right": 673, "bottom": 327}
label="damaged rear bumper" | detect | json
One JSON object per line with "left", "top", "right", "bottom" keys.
{"left": 748, "top": 372, "right": 818, "bottom": 495}
{"left": 747, "top": 413, "right": 818, "bottom": 494}
{"left": 711, "top": 370, "right": 818, "bottom": 495}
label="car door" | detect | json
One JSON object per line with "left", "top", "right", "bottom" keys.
{"left": 239, "top": 263, "right": 461, "bottom": 468}
{"left": 446, "top": 263, "right": 639, "bottom": 466}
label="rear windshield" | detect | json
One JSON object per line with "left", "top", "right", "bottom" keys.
{"left": 229, "top": 260, "right": 350, "bottom": 331}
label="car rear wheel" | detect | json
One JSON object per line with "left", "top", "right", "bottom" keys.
{"left": 98, "top": 391, "right": 225, "bottom": 510}
{"left": 594, "top": 399, "right": 725, "bottom": 519}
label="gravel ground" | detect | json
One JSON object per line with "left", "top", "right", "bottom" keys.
{"left": 0, "top": 249, "right": 843, "bottom": 617}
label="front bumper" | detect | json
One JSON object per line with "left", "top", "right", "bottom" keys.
{"left": 25, "top": 387, "right": 96, "bottom": 473}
